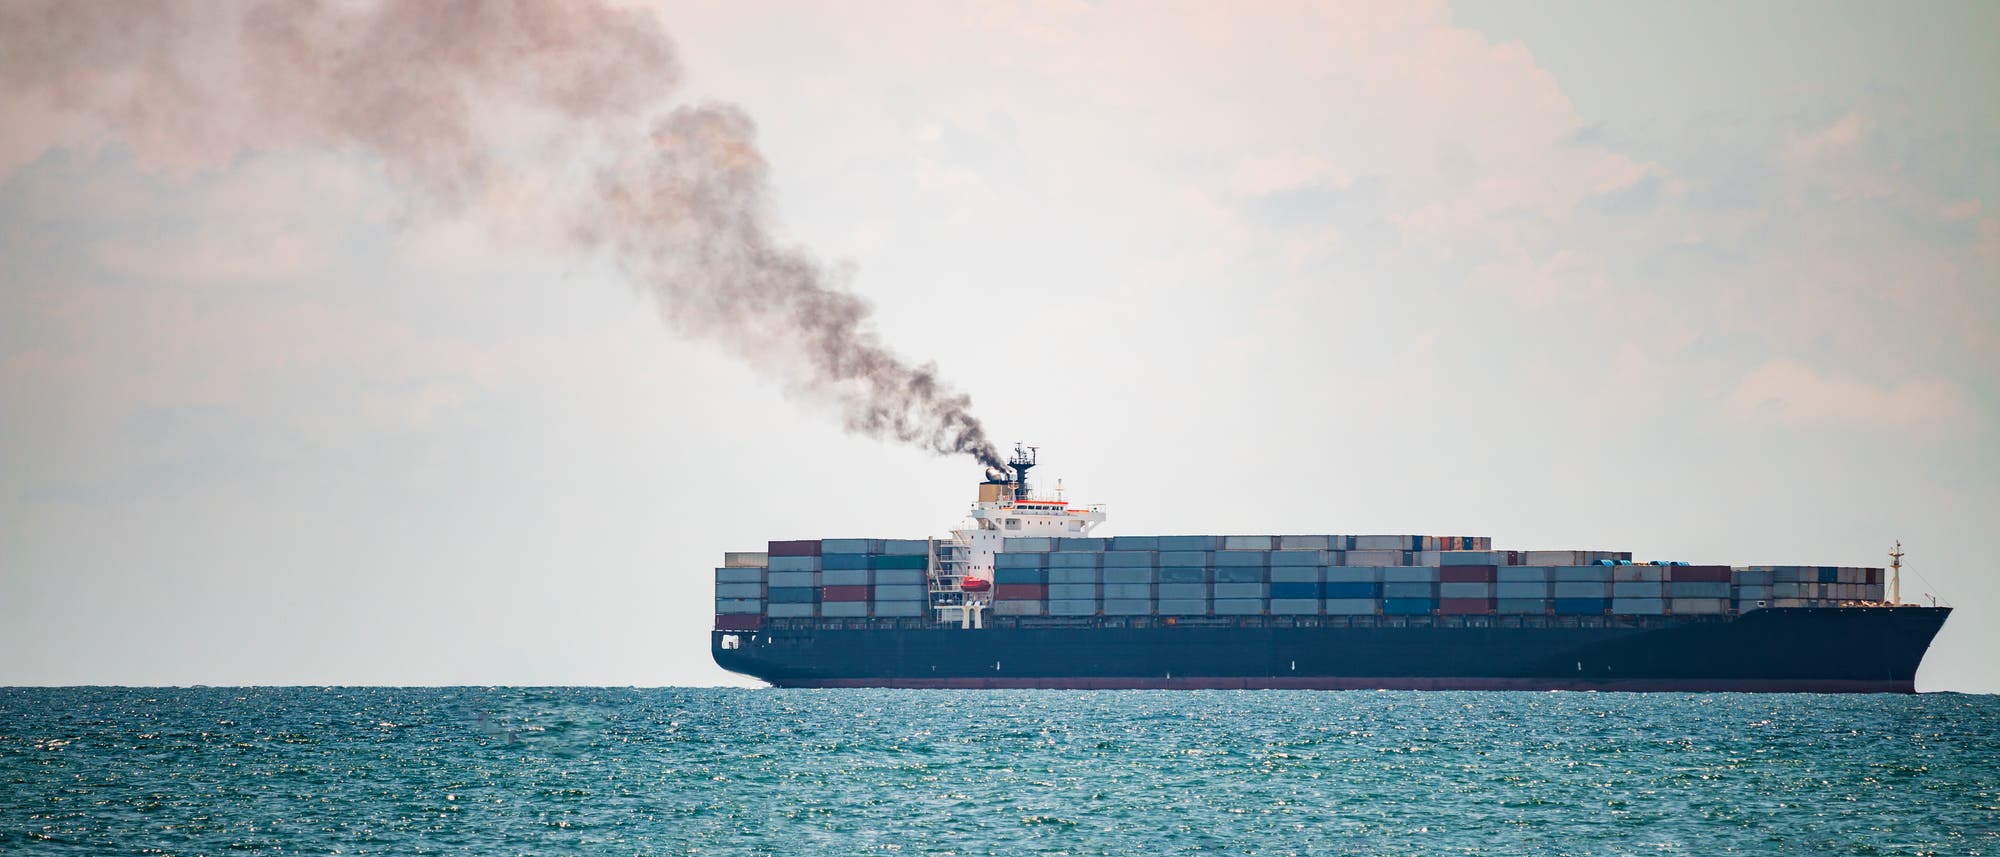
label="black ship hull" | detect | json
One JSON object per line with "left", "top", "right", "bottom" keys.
{"left": 712, "top": 607, "right": 1951, "bottom": 693}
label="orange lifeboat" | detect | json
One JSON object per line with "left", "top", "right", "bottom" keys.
{"left": 960, "top": 576, "right": 992, "bottom": 592}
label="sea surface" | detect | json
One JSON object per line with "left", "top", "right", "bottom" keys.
{"left": 2, "top": 688, "right": 1996, "bottom": 855}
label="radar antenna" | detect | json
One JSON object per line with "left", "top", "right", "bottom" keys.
{"left": 1008, "top": 443, "right": 1038, "bottom": 501}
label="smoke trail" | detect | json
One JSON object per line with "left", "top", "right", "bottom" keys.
{"left": 0, "top": 0, "right": 1006, "bottom": 472}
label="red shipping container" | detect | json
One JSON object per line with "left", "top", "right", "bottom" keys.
{"left": 821, "top": 585, "right": 870, "bottom": 602}
{"left": 768, "top": 539, "right": 822, "bottom": 557}
{"left": 1866, "top": 568, "right": 1883, "bottom": 585}
{"left": 1439, "top": 598, "right": 1494, "bottom": 615}
{"left": 714, "top": 614, "right": 763, "bottom": 631}
{"left": 1669, "top": 565, "right": 1731, "bottom": 583}
{"left": 1440, "top": 565, "right": 1496, "bottom": 583}
{"left": 993, "top": 583, "right": 1047, "bottom": 600}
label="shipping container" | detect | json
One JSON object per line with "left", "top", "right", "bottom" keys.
{"left": 1353, "top": 535, "right": 1410, "bottom": 551}
{"left": 1439, "top": 598, "right": 1493, "bottom": 615}
{"left": 713, "top": 614, "right": 762, "bottom": 631}
{"left": 820, "top": 585, "right": 869, "bottom": 602}
{"left": 1270, "top": 598, "right": 1320, "bottom": 615}
{"left": 1048, "top": 599, "right": 1098, "bottom": 616}
{"left": 1497, "top": 598, "right": 1548, "bottom": 614}
{"left": 1214, "top": 582, "right": 1268, "bottom": 599}
{"left": 768, "top": 586, "right": 819, "bottom": 604}
{"left": 715, "top": 567, "right": 765, "bottom": 584}
{"left": 992, "top": 600, "right": 1042, "bottom": 616}
{"left": 1109, "top": 536, "right": 1161, "bottom": 551}
{"left": 872, "top": 569, "right": 924, "bottom": 586}
{"left": 872, "top": 600, "right": 923, "bottom": 617}
{"left": 768, "top": 571, "right": 817, "bottom": 588}
{"left": 1048, "top": 583, "right": 1098, "bottom": 601}
{"left": 1495, "top": 581, "right": 1548, "bottom": 599}
{"left": 1213, "top": 567, "right": 1266, "bottom": 583}
{"left": 766, "top": 602, "right": 817, "bottom": 618}
{"left": 868, "top": 555, "right": 928, "bottom": 570}
{"left": 994, "top": 568, "right": 1047, "bottom": 585}
{"left": 822, "top": 538, "right": 881, "bottom": 554}
{"left": 715, "top": 582, "right": 764, "bottom": 599}
{"left": 1278, "top": 535, "right": 1335, "bottom": 550}
{"left": 821, "top": 568, "right": 869, "bottom": 587}
{"left": 1669, "top": 565, "right": 1731, "bottom": 583}
{"left": 1157, "top": 598, "right": 1209, "bottom": 615}
{"left": 1382, "top": 567, "right": 1441, "bottom": 584}
{"left": 1322, "top": 581, "right": 1379, "bottom": 599}
{"left": 1522, "top": 550, "right": 1590, "bottom": 566}
{"left": 1324, "top": 598, "right": 1378, "bottom": 615}
{"left": 1612, "top": 598, "right": 1666, "bottom": 615}
{"left": 1104, "top": 568, "right": 1155, "bottom": 585}
{"left": 768, "top": 555, "right": 822, "bottom": 572}
{"left": 1159, "top": 567, "right": 1206, "bottom": 583}
{"left": 1734, "top": 569, "right": 1774, "bottom": 585}
{"left": 1103, "top": 551, "right": 1157, "bottom": 568}
{"left": 1158, "top": 535, "right": 1222, "bottom": 551}
{"left": 1345, "top": 549, "right": 1403, "bottom": 565}
{"left": 1157, "top": 583, "right": 1207, "bottom": 600}
{"left": 1161, "top": 550, "right": 1212, "bottom": 566}
{"left": 1553, "top": 581, "right": 1611, "bottom": 599}
{"left": 1613, "top": 581, "right": 1665, "bottom": 599}
{"left": 1269, "top": 550, "right": 1322, "bottom": 567}
{"left": 1668, "top": 582, "right": 1730, "bottom": 598}
{"left": 1613, "top": 566, "right": 1667, "bottom": 582}
{"left": 1326, "top": 567, "right": 1383, "bottom": 583}
{"left": 994, "top": 583, "right": 1046, "bottom": 600}
{"left": 714, "top": 598, "right": 763, "bottom": 614}
{"left": 1383, "top": 598, "right": 1435, "bottom": 615}
{"left": 1213, "top": 598, "right": 1265, "bottom": 615}
{"left": 1554, "top": 566, "right": 1613, "bottom": 582}
{"left": 1224, "top": 535, "right": 1276, "bottom": 551}
{"left": 821, "top": 601, "right": 870, "bottom": 618}
{"left": 1440, "top": 565, "right": 1497, "bottom": 583}
{"left": 1670, "top": 598, "right": 1728, "bottom": 615}
{"left": 1048, "top": 552, "right": 1101, "bottom": 569}
{"left": 1269, "top": 581, "right": 1321, "bottom": 600}
{"left": 1048, "top": 568, "right": 1099, "bottom": 584}
{"left": 1103, "top": 583, "right": 1153, "bottom": 600}
{"left": 1411, "top": 550, "right": 1442, "bottom": 566}
{"left": 1441, "top": 551, "right": 1501, "bottom": 566}
{"left": 872, "top": 584, "right": 926, "bottom": 601}
{"left": 994, "top": 552, "right": 1046, "bottom": 569}
{"left": 1215, "top": 551, "right": 1269, "bottom": 567}
{"left": 767, "top": 539, "right": 821, "bottom": 557}
{"left": 822, "top": 554, "right": 870, "bottom": 571}
{"left": 1382, "top": 582, "right": 1435, "bottom": 599}
{"left": 1553, "top": 598, "right": 1608, "bottom": 615}
{"left": 1103, "top": 599, "right": 1153, "bottom": 615}
{"left": 723, "top": 552, "right": 769, "bottom": 568}
{"left": 1270, "top": 566, "right": 1322, "bottom": 583}
{"left": 1003, "top": 537, "right": 1055, "bottom": 553}
{"left": 1439, "top": 582, "right": 1493, "bottom": 599}
{"left": 1057, "top": 537, "right": 1108, "bottom": 552}
{"left": 881, "top": 539, "right": 930, "bottom": 556}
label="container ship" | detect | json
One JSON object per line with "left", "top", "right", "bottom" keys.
{"left": 710, "top": 447, "right": 1951, "bottom": 692}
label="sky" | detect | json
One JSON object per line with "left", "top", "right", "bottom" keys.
{"left": 2, "top": 1, "right": 1995, "bottom": 690}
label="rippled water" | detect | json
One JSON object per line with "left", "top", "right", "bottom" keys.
{"left": 3, "top": 688, "right": 1996, "bottom": 855}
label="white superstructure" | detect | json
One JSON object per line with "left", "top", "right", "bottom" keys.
{"left": 929, "top": 445, "right": 1105, "bottom": 628}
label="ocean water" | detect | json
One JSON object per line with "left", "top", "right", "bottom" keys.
{"left": 2, "top": 689, "right": 1996, "bottom": 855}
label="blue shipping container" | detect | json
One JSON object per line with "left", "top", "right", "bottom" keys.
{"left": 767, "top": 587, "right": 819, "bottom": 603}
{"left": 1157, "top": 535, "right": 1222, "bottom": 551}
{"left": 1383, "top": 598, "right": 1435, "bottom": 615}
{"left": 1554, "top": 598, "right": 1608, "bottom": 615}
{"left": 1322, "top": 582, "right": 1379, "bottom": 599}
{"left": 993, "top": 568, "right": 1046, "bottom": 585}
{"left": 1269, "top": 582, "right": 1321, "bottom": 599}
{"left": 822, "top": 553, "right": 870, "bottom": 570}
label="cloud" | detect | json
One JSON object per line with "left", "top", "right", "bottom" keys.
{"left": 1784, "top": 111, "right": 1871, "bottom": 165}
{"left": 1721, "top": 358, "right": 1977, "bottom": 431}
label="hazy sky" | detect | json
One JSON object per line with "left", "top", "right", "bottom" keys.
{"left": 3, "top": 1, "right": 1995, "bottom": 690}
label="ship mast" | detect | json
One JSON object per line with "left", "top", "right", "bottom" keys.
{"left": 1888, "top": 540, "right": 1904, "bottom": 605}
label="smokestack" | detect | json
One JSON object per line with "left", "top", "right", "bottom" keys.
{"left": 0, "top": 0, "right": 1005, "bottom": 470}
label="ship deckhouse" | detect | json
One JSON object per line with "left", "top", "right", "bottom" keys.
{"left": 931, "top": 445, "right": 1104, "bottom": 628}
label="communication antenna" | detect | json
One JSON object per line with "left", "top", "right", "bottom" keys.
{"left": 1888, "top": 541, "right": 1904, "bottom": 605}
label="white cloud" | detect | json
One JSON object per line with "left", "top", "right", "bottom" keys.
{"left": 1721, "top": 359, "right": 1977, "bottom": 431}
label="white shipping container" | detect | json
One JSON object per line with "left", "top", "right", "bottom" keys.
{"left": 873, "top": 584, "right": 926, "bottom": 601}
{"left": 992, "top": 600, "right": 1043, "bottom": 616}
{"left": 821, "top": 601, "right": 870, "bottom": 618}
{"left": 1048, "top": 583, "right": 1098, "bottom": 600}
{"left": 1048, "top": 568, "right": 1099, "bottom": 584}
{"left": 1669, "top": 598, "right": 1727, "bottom": 614}
{"left": 1103, "top": 583, "right": 1152, "bottom": 600}
{"left": 1522, "top": 550, "right": 1588, "bottom": 566}
{"left": 1049, "top": 599, "right": 1098, "bottom": 616}
{"left": 1353, "top": 535, "right": 1410, "bottom": 551}
{"left": 1213, "top": 582, "right": 1267, "bottom": 599}
{"left": 1324, "top": 598, "right": 1378, "bottom": 615}
{"left": 1270, "top": 598, "right": 1320, "bottom": 615}
{"left": 1224, "top": 535, "right": 1277, "bottom": 551}
{"left": 1102, "top": 599, "right": 1153, "bottom": 615}
{"left": 872, "top": 600, "right": 923, "bottom": 617}
{"left": 1157, "top": 583, "right": 1207, "bottom": 600}
{"left": 723, "top": 552, "right": 769, "bottom": 568}
{"left": 1278, "top": 535, "right": 1335, "bottom": 550}
{"left": 1212, "top": 598, "right": 1265, "bottom": 615}
{"left": 1157, "top": 599, "right": 1209, "bottom": 615}
{"left": 1346, "top": 549, "right": 1403, "bottom": 566}
{"left": 1412, "top": 550, "right": 1441, "bottom": 566}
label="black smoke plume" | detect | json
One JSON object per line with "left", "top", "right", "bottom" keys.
{"left": 0, "top": 0, "right": 1005, "bottom": 472}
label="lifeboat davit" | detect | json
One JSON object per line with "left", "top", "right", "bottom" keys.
{"left": 960, "top": 576, "right": 992, "bottom": 592}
